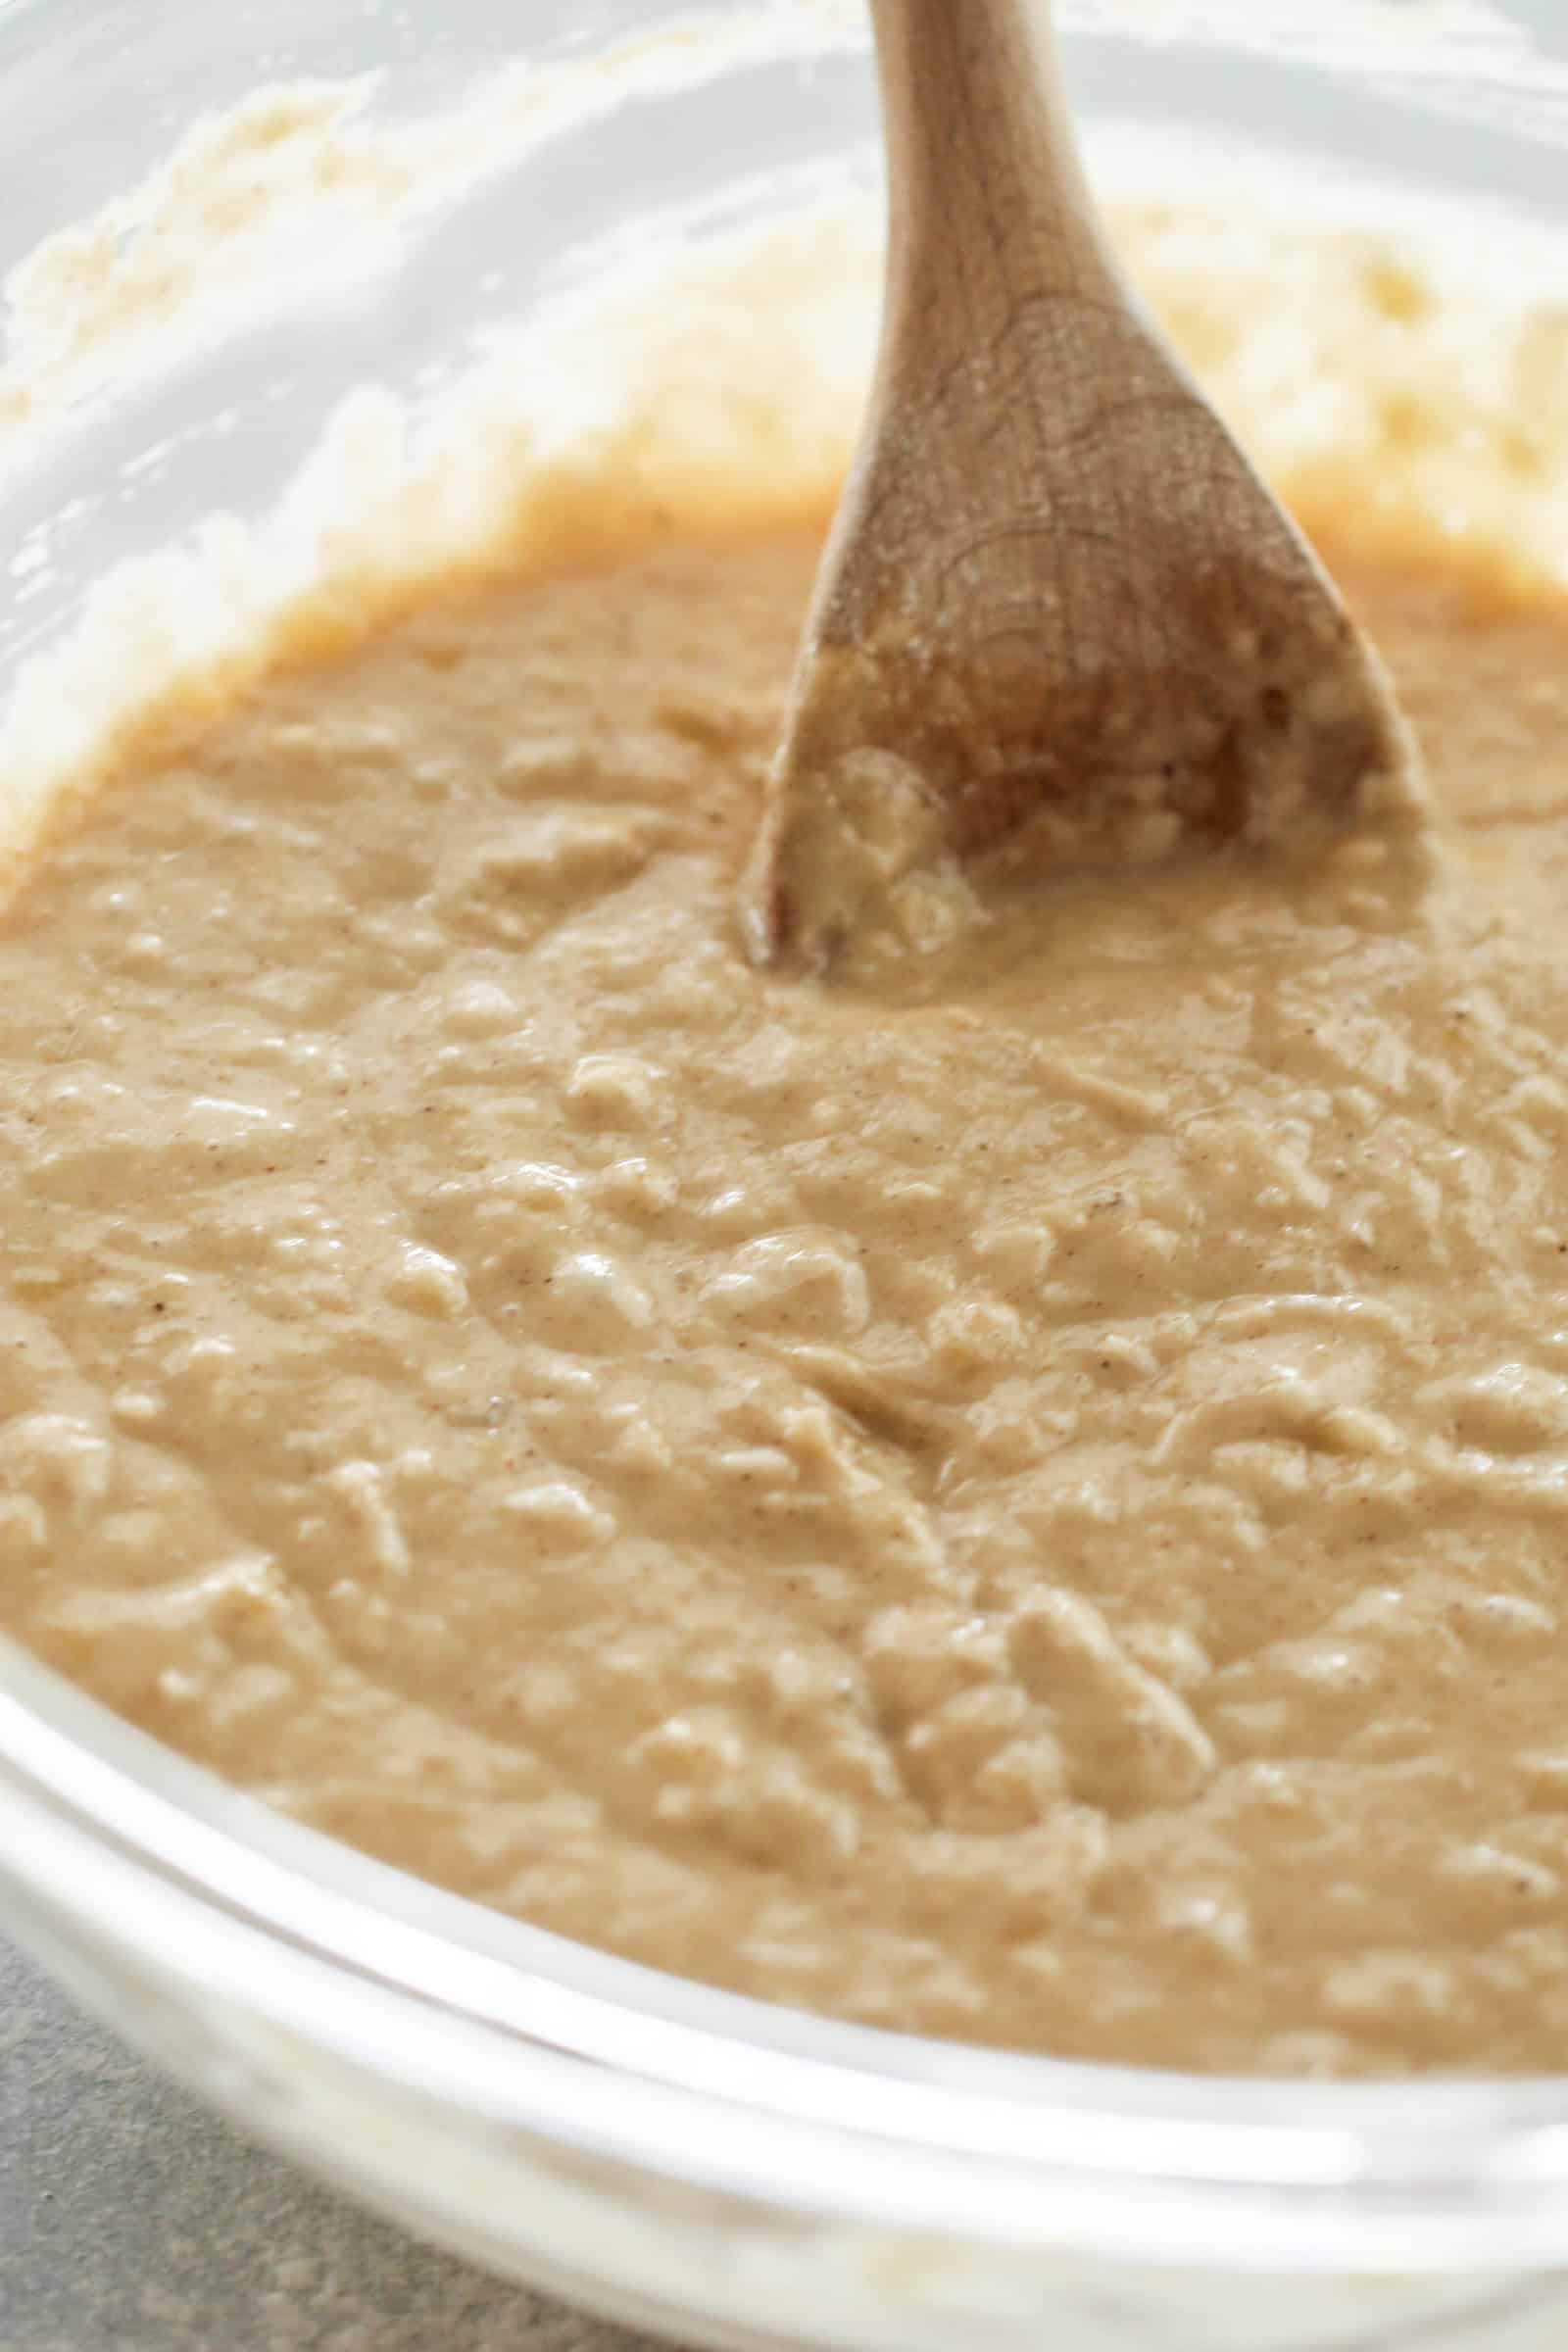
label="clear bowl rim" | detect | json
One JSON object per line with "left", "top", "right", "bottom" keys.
{"left": 7, "top": 1632, "right": 1568, "bottom": 2275}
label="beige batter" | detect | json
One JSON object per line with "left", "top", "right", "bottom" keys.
{"left": 2, "top": 509, "right": 1568, "bottom": 2078}
{"left": 7, "top": 151, "right": 1568, "bottom": 2074}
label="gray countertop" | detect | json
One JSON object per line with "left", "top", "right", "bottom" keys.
{"left": 1, "top": 1935, "right": 668, "bottom": 2352}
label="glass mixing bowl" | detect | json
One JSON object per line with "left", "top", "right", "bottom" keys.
{"left": 4, "top": 5, "right": 1568, "bottom": 2347}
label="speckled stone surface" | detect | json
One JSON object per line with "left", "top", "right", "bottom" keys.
{"left": 1, "top": 1935, "right": 669, "bottom": 2352}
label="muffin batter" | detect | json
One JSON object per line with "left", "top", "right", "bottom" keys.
{"left": 5, "top": 177, "right": 1568, "bottom": 2076}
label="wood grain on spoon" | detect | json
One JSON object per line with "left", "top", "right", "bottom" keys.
{"left": 741, "top": 0, "right": 1429, "bottom": 976}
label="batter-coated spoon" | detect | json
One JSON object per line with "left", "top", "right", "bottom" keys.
{"left": 742, "top": 0, "right": 1427, "bottom": 976}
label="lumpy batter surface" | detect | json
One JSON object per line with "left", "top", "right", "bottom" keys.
{"left": 6, "top": 504, "right": 1568, "bottom": 2075}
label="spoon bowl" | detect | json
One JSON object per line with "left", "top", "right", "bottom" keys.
{"left": 742, "top": 0, "right": 1429, "bottom": 976}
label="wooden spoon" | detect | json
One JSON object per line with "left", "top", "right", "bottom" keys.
{"left": 741, "top": 0, "right": 1427, "bottom": 976}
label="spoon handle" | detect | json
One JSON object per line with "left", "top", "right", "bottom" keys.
{"left": 869, "top": 0, "right": 1117, "bottom": 332}
{"left": 812, "top": 0, "right": 1161, "bottom": 665}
